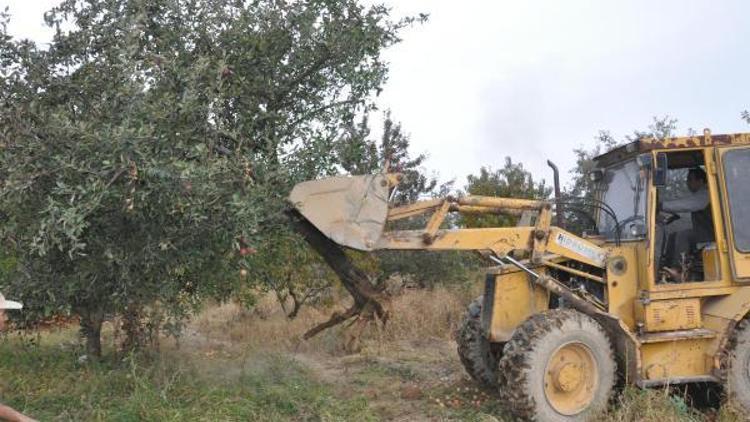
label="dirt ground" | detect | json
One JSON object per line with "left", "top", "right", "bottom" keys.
{"left": 291, "top": 339, "right": 489, "bottom": 421}
{"left": 174, "top": 289, "right": 512, "bottom": 421}
{"left": 164, "top": 289, "right": 737, "bottom": 421}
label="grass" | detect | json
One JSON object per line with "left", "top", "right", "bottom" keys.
{"left": 0, "top": 330, "right": 375, "bottom": 421}
{"left": 0, "top": 286, "right": 747, "bottom": 421}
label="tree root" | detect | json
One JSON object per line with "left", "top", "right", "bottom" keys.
{"left": 302, "top": 305, "right": 360, "bottom": 340}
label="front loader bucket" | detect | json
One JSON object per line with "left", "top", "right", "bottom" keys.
{"left": 288, "top": 174, "right": 390, "bottom": 251}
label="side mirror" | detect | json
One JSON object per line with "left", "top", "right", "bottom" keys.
{"left": 636, "top": 153, "right": 653, "bottom": 169}
{"left": 589, "top": 169, "right": 604, "bottom": 183}
{"left": 653, "top": 152, "right": 668, "bottom": 187}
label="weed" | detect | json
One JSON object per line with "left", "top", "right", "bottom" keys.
{"left": 0, "top": 330, "right": 375, "bottom": 421}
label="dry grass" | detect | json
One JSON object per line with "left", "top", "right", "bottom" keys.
{"left": 188, "top": 293, "right": 360, "bottom": 357}
{"left": 187, "top": 285, "right": 476, "bottom": 356}
{"left": 182, "top": 287, "right": 744, "bottom": 421}
{"left": 180, "top": 287, "right": 482, "bottom": 356}
{"left": 187, "top": 285, "right": 742, "bottom": 421}
{"left": 376, "top": 287, "right": 471, "bottom": 341}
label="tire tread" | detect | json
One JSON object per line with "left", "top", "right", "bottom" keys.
{"left": 497, "top": 309, "right": 615, "bottom": 421}
{"left": 456, "top": 296, "right": 501, "bottom": 388}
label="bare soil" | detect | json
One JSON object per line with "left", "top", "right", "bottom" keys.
{"left": 173, "top": 290, "right": 513, "bottom": 421}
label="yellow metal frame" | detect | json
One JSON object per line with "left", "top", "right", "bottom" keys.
{"left": 486, "top": 268, "right": 549, "bottom": 342}
{"left": 378, "top": 195, "right": 607, "bottom": 268}
{"left": 644, "top": 147, "right": 733, "bottom": 293}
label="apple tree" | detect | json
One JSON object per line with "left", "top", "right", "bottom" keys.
{"left": 0, "top": 0, "right": 415, "bottom": 356}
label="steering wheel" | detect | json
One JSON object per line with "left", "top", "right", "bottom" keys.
{"left": 655, "top": 199, "right": 681, "bottom": 226}
{"left": 618, "top": 214, "right": 645, "bottom": 227}
{"left": 658, "top": 211, "right": 681, "bottom": 226}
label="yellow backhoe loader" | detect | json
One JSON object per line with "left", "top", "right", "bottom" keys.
{"left": 288, "top": 130, "right": 750, "bottom": 421}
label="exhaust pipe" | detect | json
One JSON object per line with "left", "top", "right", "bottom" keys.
{"left": 547, "top": 160, "right": 565, "bottom": 229}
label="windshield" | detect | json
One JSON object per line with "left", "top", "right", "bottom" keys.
{"left": 597, "top": 160, "right": 648, "bottom": 241}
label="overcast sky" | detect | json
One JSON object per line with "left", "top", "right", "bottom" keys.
{"left": 5, "top": 0, "right": 750, "bottom": 187}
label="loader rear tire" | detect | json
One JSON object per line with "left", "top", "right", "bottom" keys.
{"left": 456, "top": 296, "right": 503, "bottom": 389}
{"left": 724, "top": 319, "right": 750, "bottom": 413}
{"left": 497, "top": 309, "right": 615, "bottom": 421}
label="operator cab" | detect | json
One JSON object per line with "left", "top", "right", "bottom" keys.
{"left": 590, "top": 139, "right": 722, "bottom": 284}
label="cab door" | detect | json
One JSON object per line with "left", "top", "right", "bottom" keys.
{"left": 716, "top": 146, "right": 750, "bottom": 280}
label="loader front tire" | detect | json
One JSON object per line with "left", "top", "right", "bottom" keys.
{"left": 725, "top": 319, "right": 750, "bottom": 413}
{"left": 497, "top": 309, "right": 615, "bottom": 421}
{"left": 456, "top": 296, "right": 503, "bottom": 389}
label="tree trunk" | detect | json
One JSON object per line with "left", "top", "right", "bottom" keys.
{"left": 79, "top": 307, "right": 104, "bottom": 358}
{"left": 121, "top": 303, "right": 145, "bottom": 353}
{"left": 287, "top": 209, "right": 389, "bottom": 340}
{"left": 287, "top": 286, "right": 302, "bottom": 319}
{"left": 288, "top": 294, "right": 302, "bottom": 320}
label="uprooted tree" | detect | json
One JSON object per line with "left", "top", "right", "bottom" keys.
{"left": 0, "top": 0, "right": 419, "bottom": 357}
{"left": 289, "top": 117, "right": 560, "bottom": 346}
{"left": 283, "top": 111, "right": 443, "bottom": 347}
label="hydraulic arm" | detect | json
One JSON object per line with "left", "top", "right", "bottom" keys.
{"left": 289, "top": 173, "right": 606, "bottom": 266}
{"left": 289, "top": 173, "right": 609, "bottom": 315}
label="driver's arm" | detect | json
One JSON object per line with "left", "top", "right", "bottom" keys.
{"left": 662, "top": 189, "right": 709, "bottom": 213}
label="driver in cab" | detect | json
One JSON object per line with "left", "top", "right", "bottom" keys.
{"left": 661, "top": 168, "right": 713, "bottom": 281}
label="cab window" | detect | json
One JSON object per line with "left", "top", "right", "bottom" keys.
{"left": 722, "top": 148, "right": 750, "bottom": 252}
{"left": 597, "top": 160, "right": 647, "bottom": 241}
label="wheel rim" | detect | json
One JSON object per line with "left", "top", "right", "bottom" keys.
{"left": 544, "top": 341, "right": 599, "bottom": 416}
